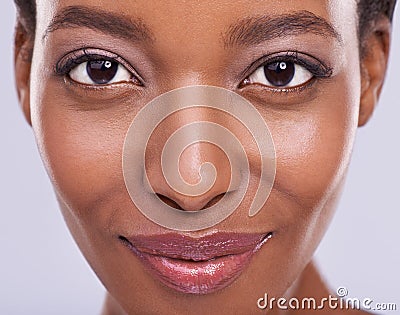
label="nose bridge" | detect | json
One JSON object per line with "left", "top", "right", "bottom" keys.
{"left": 146, "top": 105, "right": 233, "bottom": 212}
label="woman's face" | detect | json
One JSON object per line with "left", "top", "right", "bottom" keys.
{"left": 27, "top": 0, "right": 364, "bottom": 313}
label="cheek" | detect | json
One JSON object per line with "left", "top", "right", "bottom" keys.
{"left": 275, "top": 98, "right": 355, "bottom": 205}
{"left": 30, "top": 79, "right": 136, "bottom": 225}
{"left": 269, "top": 71, "right": 360, "bottom": 236}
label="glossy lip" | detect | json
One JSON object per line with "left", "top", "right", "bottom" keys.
{"left": 119, "top": 232, "right": 273, "bottom": 294}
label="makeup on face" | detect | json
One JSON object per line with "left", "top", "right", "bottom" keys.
{"left": 29, "top": 1, "right": 366, "bottom": 313}
{"left": 120, "top": 232, "right": 273, "bottom": 294}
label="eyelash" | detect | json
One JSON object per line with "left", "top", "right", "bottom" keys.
{"left": 55, "top": 48, "right": 143, "bottom": 85}
{"left": 55, "top": 49, "right": 332, "bottom": 94}
{"left": 240, "top": 51, "right": 333, "bottom": 93}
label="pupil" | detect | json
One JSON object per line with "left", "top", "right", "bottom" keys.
{"left": 264, "top": 61, "right": 295, "bottom": 87}
{"left": 87, "top": 60, "right": 118, "bottom": 84}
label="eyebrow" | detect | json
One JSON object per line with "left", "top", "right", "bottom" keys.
{"left": 43, "top": 6, "right": 153, "bottom": 42}
{"left": 223, "top": 10, "right": 342, "bottom": 47}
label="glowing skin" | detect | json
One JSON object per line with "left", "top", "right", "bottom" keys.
{"left": 14, "top": 0, "right": 392, "bottom": 314}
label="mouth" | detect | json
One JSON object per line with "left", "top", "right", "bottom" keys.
{"left": 119, "top": 231, "right": 273, "bottom": 294}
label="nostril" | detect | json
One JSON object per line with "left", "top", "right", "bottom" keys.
{"left": 203, "top": 193, "right": 226, "bottom": 209}
{"left": 156, "top": 192, "right": 226, "bottom": 211}
{"left": 156, "top": 193, "right": 182, "bottom": 210}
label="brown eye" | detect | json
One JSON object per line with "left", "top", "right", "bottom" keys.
{"left": 264, "top": 62, "right": 295, "bottom": 87}
{"left": 87, "top": 60, "right": 119, "bottom": 84}
{"left": 69, "top": 60, "right": 132, "bottom": 85}
{"left": 246, "top": 60, "right": 313, "bottom": 89}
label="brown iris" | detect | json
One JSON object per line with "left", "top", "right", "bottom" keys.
{"left": 264, "top": 61, "right": 295, "bottom": 87}
{"left": 86, "top": 60, "right": 118, "bottom": 84}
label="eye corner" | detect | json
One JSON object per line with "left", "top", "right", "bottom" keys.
{"left": 54, "top": 48, "right": 144, "bottom": 87}
{"left": 238, "top": 76, "right": 318, "bottom": 95}
{"left": 239, "top": 51, "right": 333, "bottom": 92}
{"left": 61, "top": 74, "right": 146, "bottom": 105}
{"left": 66, "top": 73, "right": 143, "bottom": 88}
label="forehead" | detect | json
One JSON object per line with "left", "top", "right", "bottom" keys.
{"left": 36, "top": 0, "right": 358, "bottom": 46}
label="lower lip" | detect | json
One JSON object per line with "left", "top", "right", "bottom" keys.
{"left": 125, "top": 238, "right": 270, "bottom": 294}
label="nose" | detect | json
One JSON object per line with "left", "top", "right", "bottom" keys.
{"left": 145, "top": 107, "right": 235, "bottom": 212}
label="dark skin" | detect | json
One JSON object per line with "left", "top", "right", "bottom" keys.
{"left": 14, "top": 1, "right": 391, "bottom": 314}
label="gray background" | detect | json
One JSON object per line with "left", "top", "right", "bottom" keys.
{"left": 0, "top": 2, "right": 399, "bottom": 314}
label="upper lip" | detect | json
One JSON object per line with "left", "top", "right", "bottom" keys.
{"left": 120, "top": 232, "right": 271, "bottom": 261}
